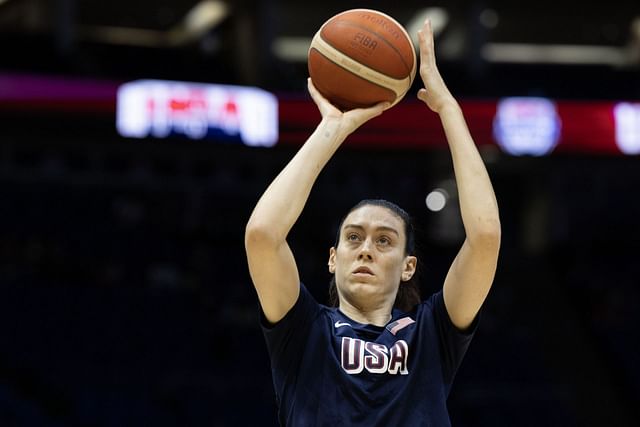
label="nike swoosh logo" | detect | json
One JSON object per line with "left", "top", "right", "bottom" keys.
{"left": 334, "top": 321, "right": 351, "bottom": 328}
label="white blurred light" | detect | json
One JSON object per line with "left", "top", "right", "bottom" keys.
{"left": 272, "top": 37, "right": 311, "bottom": 62}
{"left": 406, "top": 8, "right": 449, "bottom": 47}
{"left": 426, "top": 189, "right": 448, "bottom": 212}
{"left": 80, "top": 0, "right": 228, "bottom": 47}
{"left": 117, "top": 80, "right": 278, "bottom": 146}
{"left": 493, "top": 97, "right": 561, "bottom": 156}
{"left": 184, "top": 1, "right": 228, "bottom": 33}
{"left": 614, "top": 102, "right": 640, "bottom": 154}
{"left": 482, "top": 43, "right": 627, "bottom": 65}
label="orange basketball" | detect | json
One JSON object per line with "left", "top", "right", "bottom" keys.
{"left": 308, "top": 9, "right": 417, "bottom": 111}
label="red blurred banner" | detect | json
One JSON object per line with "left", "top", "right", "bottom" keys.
{"left": 1, "top": 74, "right": 638, "bottom": 155}
{"left": 279, "top": 96, "right": 634, "bottom": 155}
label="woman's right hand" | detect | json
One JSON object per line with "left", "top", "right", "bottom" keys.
{"left": 307, "top": 78, "right": 390, "bottom": 137}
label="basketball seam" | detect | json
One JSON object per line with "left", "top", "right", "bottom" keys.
{"left": 310, "top": 33, "right": 411, "bottom": 99}
{"left": 308, "top": 47, "right": 396, "bottom": 101}
{"left": 326, "top": 20, "right": 412, "bottom": 75}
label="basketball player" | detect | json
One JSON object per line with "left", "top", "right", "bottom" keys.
{"left": 245, "top": 18, "right": 500, "bottom": 426}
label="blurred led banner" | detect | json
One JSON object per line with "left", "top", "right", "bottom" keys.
{"left": 614, "top": 103, "right": 640, "bottom": 155}
{"left": 493, "top": 97, "right": 561, "bottom": 156}
{"left": 117, "top": 79, "right": 278, "bottom": 146}
{"left": 278, "top": 97, "right": 628, "bottom": 155}
{"left": 2, "top": 73, "right": 639, "bottom": 155}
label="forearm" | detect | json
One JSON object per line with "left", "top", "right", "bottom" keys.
{"left": 439, "top": 103, "right": 500, "bottom": 242}
{"left": 246, "top": 118, "right": 347, "bottom": 242}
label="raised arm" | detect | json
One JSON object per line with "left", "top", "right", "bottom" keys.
{"left": 417, "top": 19, "right": 501, "bottom": 330}
{"left": 245, "top": 80, "right": 388, "bottom": 324}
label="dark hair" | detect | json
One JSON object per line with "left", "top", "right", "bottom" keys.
{"left": 328, "top": 199, "right": 421, "bottom": 312}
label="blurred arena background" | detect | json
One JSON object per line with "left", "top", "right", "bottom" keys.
{"left": 0, "top": 0, "right": 639, "bottom": 426}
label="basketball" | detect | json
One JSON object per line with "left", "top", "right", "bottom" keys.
{"left": 308, "top": 9, "right": 417, "bottom": 111}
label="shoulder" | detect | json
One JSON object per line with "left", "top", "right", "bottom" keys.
{"left": 414, "top": 290, "right": 444, "bottom": 315}
{"left": 420, "top": 289, "right": 480, "bottom": 337}
{"left": 261, "top": 282, "right": 327, "bottom": 330}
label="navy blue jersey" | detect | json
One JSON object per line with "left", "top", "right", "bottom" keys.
{"left": 261, "top": 283, "right": 479, "bottom": 426}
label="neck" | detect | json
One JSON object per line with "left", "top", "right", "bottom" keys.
{"left": 338, "top": 300, "right": 393, "bottom": 327}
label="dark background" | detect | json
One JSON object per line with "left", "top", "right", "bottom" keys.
{"left": 1, "top": 1, "right": 640, "bottom": 426}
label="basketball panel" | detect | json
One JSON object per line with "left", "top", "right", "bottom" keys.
{"left": 322, "top": 10, "right": 415, "bottom": 78}
{"left": 320, "top": 21, "right": 411, "bottom": 79}
{"left": 308, "top": 49, "right": 396, "bottom": 110}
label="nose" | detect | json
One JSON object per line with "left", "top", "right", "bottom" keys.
{"left": 358, "top": 238, "right": 374, "bottom": 261}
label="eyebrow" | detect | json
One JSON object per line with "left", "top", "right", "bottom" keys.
{"left": 343, "top": 224, "right": 400, "bottom": 237}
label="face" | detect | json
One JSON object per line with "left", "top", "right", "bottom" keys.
{"left": 328, "top": 205, "right": 417, "bottom": 307}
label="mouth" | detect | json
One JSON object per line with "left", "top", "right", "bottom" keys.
{"left": 352, "top": 266, "right": 374, "bottom": 275}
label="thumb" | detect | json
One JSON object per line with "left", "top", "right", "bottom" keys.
{"left": 354, "top": 101, "right": 390, "bottom": 120}
{"left": 372, "top": 101, "right": 392, "bottom": 116}
{"left": 417, "top": 88, "right": 428, "bottom": 103}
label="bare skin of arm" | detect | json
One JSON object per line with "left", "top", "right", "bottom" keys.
{"left": 417, "top": 19, "right": 501, "bottom": 330}
{"left": 245, "top": 80, "right": 389, "bottom": 323}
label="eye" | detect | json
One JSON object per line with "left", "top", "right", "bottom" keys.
{"left": 377, "top": 236, "right": 391, "bottom": 245}
{"left": 347, "top": 233, "right": 361, "bottom": 242}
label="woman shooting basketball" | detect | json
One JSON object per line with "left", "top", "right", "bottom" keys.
{"left": 245, "top": 18, "right": 500, "bottom": 426}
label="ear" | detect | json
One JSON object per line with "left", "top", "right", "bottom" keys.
{"left": 328, "top": 247, "right": 336, "bottom": 274}
{"left": 401, "top": 255, "right": 417, "bottom": 282}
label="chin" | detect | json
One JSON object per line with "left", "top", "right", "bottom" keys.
{"left": 343, "top": 281, "right": 382, "bottom": 298}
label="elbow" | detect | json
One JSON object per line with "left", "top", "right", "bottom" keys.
{"left": 245, "top": 219, "right": 282, "bottom": 249}
{"left": 467, "top": 217, "right": 501, "bottom": 249}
